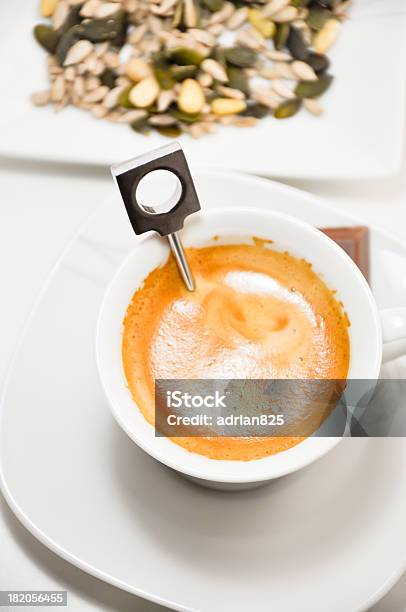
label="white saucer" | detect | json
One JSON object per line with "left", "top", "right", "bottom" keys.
{"left": 1, "top": 171, "right": 405, "bottom": 612}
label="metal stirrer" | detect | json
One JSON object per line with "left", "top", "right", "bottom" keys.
{"left": 111, "top": 143, "right": 201, "bottom": 291}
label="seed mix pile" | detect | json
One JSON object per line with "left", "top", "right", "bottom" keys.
{"left": 33, "top": 0, "right": 351, "bottom": 138}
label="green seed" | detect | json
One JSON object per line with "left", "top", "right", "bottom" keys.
{"left": 243, "top": 102, "right": 269, "bottom": 119}
{"left": 202, "top": 0, "right": 224, "bottom": 11}
{"left": 130, "top": 116, "right": 150, "bottom": 134}
{"left": 79, "top": 11, "right": 127, "bottom": 46}
{"left": 100, "top": 68, "right": 117, "bottom": 89}
{"left": 226, "top": 66, "right": 250, "bottom": 96}
{"left": 34, "top": 24, "right": 60, "bottom": 53}
{"left": 169, "top": 47, "right": 204, "bottom": 66}
{"left": 55, "top": 25, "right": 82, "bottom": 65}
{"left": 295, "top": 73, "right": 333, "bottom": 98}
{"left": 118, "top": 85, "right": 135, "bottom": 109}
{"left": 170, "top": 64, "right": 198, "bottom": 81}
{"left": 155, "top": 125, "right": 182, "bottom": 138}
{"left": 274, "top": 23, "right": 290, "bottom": 50}
{"left": 169, "top": 107, "right": 200, "bottom": 124}
{"left": 224, "top": 47, "right": 256, "bottom": 68}
{"left": 307, "top": 52, "right": 330, "bottom": 74}
{"left": 274, "top": 99, "right": 302, "bottom": 119}
{"left": 57, "top": 5, "right": 82, "bottom": 36}
{"left": 307, "top": 6, "right": 331, "bottom": 31}
{"left": 287, "top": 26, "right": 308, "bottom": 61}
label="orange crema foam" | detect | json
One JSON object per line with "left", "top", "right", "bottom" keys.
{"left": 122, "top": 241, "right": 350, "bottom": 461}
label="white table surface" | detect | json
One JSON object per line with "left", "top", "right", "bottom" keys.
{"left": 1, "top": 152, "right": 406, "bottom": 611}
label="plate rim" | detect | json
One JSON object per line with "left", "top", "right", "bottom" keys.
{"left": 1, "top": 169, "right": 406, "bottom": 612}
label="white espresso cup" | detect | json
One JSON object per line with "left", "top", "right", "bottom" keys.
{"left": 96, "top": 207, "right": 406, "bottom": 490}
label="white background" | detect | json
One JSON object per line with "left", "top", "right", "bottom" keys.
{"left": 1, "top": 153, "right": 406, "bottom": 610}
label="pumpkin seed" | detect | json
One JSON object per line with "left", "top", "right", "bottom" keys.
{"left": 274, "top": 23, "right": 290, "bottom": 50}
{"left": 178, "top": 78, "right": 205, "bottom": 114}
{"left": 248, "top": 9, "right": 276, "bottom": 38}
{"left": 34, "top": 24, "right": 60, "bottom": 54}
{"left": 169, "top": 107, "right": 200, "bottom": 123}
{"left": 100, "top": 68, "right": 117, "bottom": 88}
{"left": 202, "top": 0, "right": 225, "bottom": 11}
{"left": 55, "top": 25, "right": 82, "bottom": 65}
{"left": 307, "top": 6, "right": 331, "bottom": 31}
{"left": 118, "top": 84, "right": 135, "bottom": 108}
{"left": 307, "top": 52, "right": 330, "bottom": 74}
{"left": 171, "top": 65, "right": 198, "bottom": 81}
{"left": 224, "top": 47, "right": 256, "bottom": 68}
{"left": 287, "top": 26, "right": 308, "bottom": 60}
{"left": 274, "top": 98, "right": 301, "bottom": 118}
{"left": 295, "top": 73, "right": 333, "bottom": 98}
{"left": 211, "top": 98, "right": 246, "bottom": 115}
{"left": 227, "top": 66, "right": 250, "bottom": 96}
{"left": 156, "top": 125, "right": 183, "bottom": 138}
{"left": 129, "top": 77, "right": 160, "bottom": 108}
{"left": 79, "top": 11, "right": 127, "bottom": 46}
{"left": 130, "top": 116, "right": 151, "bottom": 134}
{"left": 169, "top": 47, "right": 204, "bottom": 66}
{"left": 243, "top": 102, "right": 269, "bottom": 118}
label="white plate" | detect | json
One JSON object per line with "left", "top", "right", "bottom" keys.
{"left": 0, "top": 1, "right": 406, "bottom": 179}
{"left": 1, "top": 170, "right": 406, "bottom": 612}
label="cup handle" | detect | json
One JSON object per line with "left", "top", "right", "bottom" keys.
{"left": 380, "top": 308, "right": 406, "bottom": 363}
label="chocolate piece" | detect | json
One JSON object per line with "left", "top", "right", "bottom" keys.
{"left": 320, "top": 226, "right": 370, "bottom": 282}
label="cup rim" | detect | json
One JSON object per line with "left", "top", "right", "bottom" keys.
{"left": 96, "top": 206, "right": 382, "bottom": 483}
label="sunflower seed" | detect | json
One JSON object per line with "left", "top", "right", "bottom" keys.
{"left": 91, "top": 104, "right": 109, "bottom": 118}
{"left": 95, "top": 2, "right": 120, "bottom": 18}
{"left": 80, "top": 0, "right": 101, "bottom": 18}
{"left": 64, "top": 40, "right": 94, "bottom": 66}
{"left": 31, "top": 90, "right": 51, "bottom": 106}
{"left": 84, "top": 85, "right": 109, "bottom": 102}
{"left": 148, "top": 114, "right": 177, "bottom": 126}
{"left": 52, "top": 2, "right": 69, "bottom": 29}
{"left": 201, "top": 58, "right": 228, "bottom": 83}
{"left": 251, "top": 87, "right": 279, "bottom": 109}
{"left": 291, "top": 60, "right": 317, "bottom": 81}
{"left": 226, "top": 7, "right": 248, "bottom": 30}
{"left": 157, "top": 89, "right": 175, "bottom": 111}
{"left": 216, "top": 85, "right": 245, "bottom": 100}
{"left": 208, "top": 2, "right": 234, "bottom": 25}
{"left": 51, "top": 75, "right": 66, "bottom": 102}
{"left": 118, "top": 109, "right": 148, "bottom": 123}
{"left": 272, "top": 6, "right": 299, "bottom": 22}
{"left": 261, "top": 0, "right": 289, "bottom": 19}
{"left": 272, "top": 79, "right": 295, "bottom": 99}
{"left": 103, "top": 85, "right": 125, "bottom": 108}
{"left": 303, "top": 98, "right": 324, "bottom": 116}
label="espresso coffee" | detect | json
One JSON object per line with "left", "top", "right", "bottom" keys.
{"left": 122, "top": 240, "right": 350, "bottom": 460}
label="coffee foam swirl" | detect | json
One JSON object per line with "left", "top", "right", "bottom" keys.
{"left": 122, "top": 242, "right": 350, "bottom": 460}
